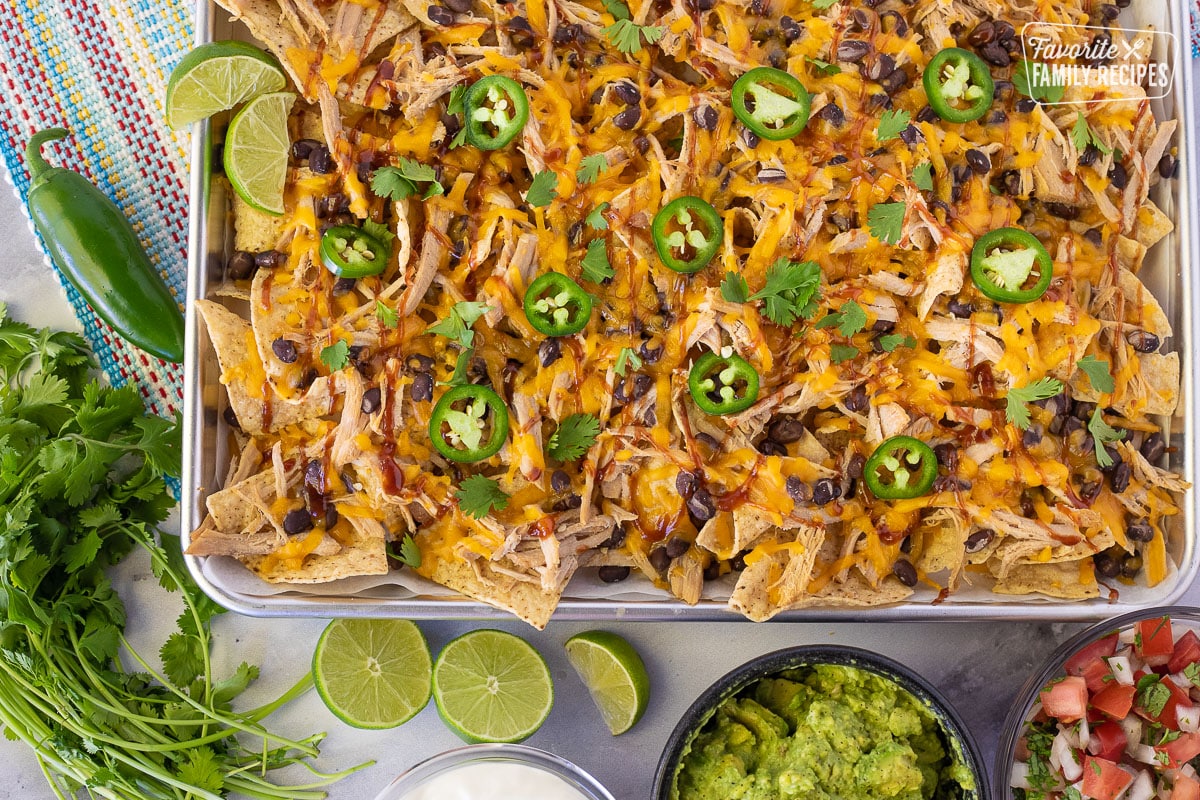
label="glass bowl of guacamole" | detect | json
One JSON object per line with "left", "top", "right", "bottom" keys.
{"left": 653, "top": 645, "right": 985, "bottom": 800}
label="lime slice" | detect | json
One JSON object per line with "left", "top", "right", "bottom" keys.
{"left": 223, "top": 91, "right": 295, "bottom": 216}
{"left": 165, "top": 41, "right": 286, "bottom": 129}
{"left": 432, "top": 629, "right": 553, "bottom": 743}
{"left": 564, "top": 630, "right": 650, "bottom": 735}
{"left": 312, "top": 618, "right": 432, "bottom": 730}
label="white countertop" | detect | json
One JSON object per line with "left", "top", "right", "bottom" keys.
{"left": 0, "top": 165, "right": 1196, "bottom": 800}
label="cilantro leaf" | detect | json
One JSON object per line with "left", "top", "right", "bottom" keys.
{"left": 576, "top": 154, "right": 608, "bottom": 184}
{"left": 912, "top": 161, "right": 934, "bottom": 192}
{"left": 1014, "top": 59, "right": 1065, "bottom": 104}
{"left": 1136, "top": 673, "right": 1170, "bottom": 718}
{"left": 876, "top": 109, "right": 911, "bottom": 143}
{"left": 603, "top": 18, "right": 664, "bottom": 55}
{"left": 388, "top": 533, "right": 422, "bottom": 568}
{"left": 455, "top": 475, "right": 509, "bottom": 519}
{"left": 615, "top": 347, "right": 643, "bottom": 378}
{"left": 601, "top": 0, "right": 631, "bottom": 20}
{"left": 818, "top": 300, "right": 868, "bottom": 337}
{"left": 1077, "top": 354, "right": 1114, "bottom": 394}
{"left": 1088, "top": 408, "right": 1126, "bottom": 468}
{"left": 362, "top": 218, "right": 395, "bottom": 248}
{"left": 749, "top": 258, "right": 822, "bottom": 327}
{"left": 549, "top": 413, "right": 601, "bottom": 461}
{"left": 878, "top": 333, "right": 916, "bottom": 352}
{"left": 178, "top": 747, "right": 224, "bottom": 794}
{"left": 447, "top": 84, "right": 466, "bottom": 115}
{"left": 867, "top": 202, "right": 906, "bottom": 245}
{"left": 525, "top": 170, "right": 559, "bottom": 207}
{"left": 811, "top": 0, "right": 837, "bottom": 8}
{"left": 1005, "top": 377, "right": 1064, "bottom": 430}
{"left": 1071, "top": 115, "right": 1113, "bottom": 157}
{"left": 830, "top": 343, "right": 859, "bottom": 364}
{"left": 806, "top": 56, "right": 841, "bottom": 76}
{"left": 427, "top": 301, "right": 491, "bottom": 348}
{"left": 444, "top": 347, "right": 474, "bottom": 387}
{"left": 1185, "top": 662, "right": 1200, "bottom": 688}
{"left": 370, "top": 158, "right": 444, "bottom": 202}
{"left": 581, "top": 238, "right": 616, "bottom": 283}
{"left": 585, "top": 202, "right": 610, "bottom": 230}
{"left": 721, "top": 271, "right": 749, "bottom": 303}
{"left": 376, "top": 300, "right": 399, "bottom": 329}
{"left": 320, "top": 340, "right": 350, "bottom": 371}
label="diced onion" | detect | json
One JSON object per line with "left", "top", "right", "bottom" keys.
{"left": 1055, "top": 732, "right": 1084, "bottom": 782}
{"left": 1129, "top": 770, "right": 1156, "bottom": 800}
{"left": 1131, "top": 744, "right": 1159, "bottom": 765}
{"left": 1178, "top": 704, "right": 1200, "bottom": 733}
{"left": 1121, "top": 715, "right": 1145, "bottom": 750}
{"left": 1011, "top": 762, "right": 1032, "bottom": 790}
{"left": 1181, "top": 764, "right": 1198, "bottom": 780}
{"left": 1120, "top": 628, "right": 1139, "bottom": 645}
{"left": 1169, "top": 673, "right": 1192, "bottom": 689}
{"left": 1108, "top": 656, "right": 1135, "bottom": 685}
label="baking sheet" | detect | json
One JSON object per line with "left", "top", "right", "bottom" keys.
{"left": 180, "top": 0, "right": 1199, "bottom": 621}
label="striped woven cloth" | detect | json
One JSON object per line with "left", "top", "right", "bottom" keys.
{"left": 0, "top": 0, "right": 1197, "bottom": 420}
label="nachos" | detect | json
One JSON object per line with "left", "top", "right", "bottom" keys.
{"left": 190, "top": 0, "right": 1187, "bottom": 627}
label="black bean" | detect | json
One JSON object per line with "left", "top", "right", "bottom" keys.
{"left": 758, "top": 439, "right": 787, "bottom": 457}
{"left": 967, "top": 20, "right": 995, "bottom": 46}
{"left": 1098, "top": 3, "right": 1119, "bottom": 20}
{"left": 283, "top": 508, "right": 314, "bottom": 535}
{"left": 551, "top": 495, "right": 582, "bottom": 512}
{"left": 868, "top": 93, "right": 892, "bottom": 110}
{"left": 551, "top": 469, "right": 571, "bottom": 493}
{"left": 749, "top": 0, "right": 767, "bottom": 14}
{"left": 964, "top": 528, "right": 995, "bottom": 554}
{"left": 837, "top": 39, "right": 871, "bottom": 63}
{"left": 324, "top": 504, "right": 339, "bottom": 529}
{"left": 428, "top": 4, "right": 456, "bottom": 25}
{"left": 1094, "top": 551, "right": 1121, "bottom": 579}
{"left": 1022, "top": 423, "right": 1043, "bottom": 448}
{"left": 405, "top": 354, "right": 434, "bottom": 372}
{"left": 444, "top": 0, "right": 472, "bottom": 11}
{"left": 1015, "top": 98, "right": 1036, "bottom": 113}
{"left": 638, "top": 338, "right": 664, "bottom": 364}
{"left": 758, "top": 167, "right": 788, "bottom": 184}
{"left": 1141, "top": 432, "right": 1166, "bottom": 463}
{"left": 965, "top": 149, "right": 991, "bottom": 174}
{"left": 1120, "top": 552, "right": 1143, "bottom": 579}
{"left": 1126, "top": 329, "right": 1161, "bottom": 353}
{"left": 222, "top": 405, "right": 241, "bottom": 430}
{"left": 411, "top": 373, "right": 433, "bottom": 403}
{"left": 997, "top": 170, "right": 1022, "bottom": 196}
{"left": 987, "top": 110, "right": 1008, "bottom": 125}
{"left": 780, "top": 15, "right": 802, "bottom": 42}
{"left": 1108, "top": 162, "right": 1128, "bottom": 190}
{"left": 631, "top": 373, "right": 653, "bottom": 400}
{"left": 613, "top": 106, "right": 641, "bottom": 130}
{"left": 598, "top": 565, "right": 631, "bottom": 582}
{"left": 318, "top": 193, "right": 350, "bottom": 219}
{"left": 898, "top": 125, "right": 921, "bottom": 147}
{"left": 687, "top": 487, "right": 716, "bottom": 522}
{"left": 1115, "top": 0, "right": 1131, "bottom": 6}
{"left": 816, "top": 103, "right": 845, "bottom": 127}
{"left": 933, "top": 443, "right": 959, "bottom": 472}
{"left": 1126, "top": 518, "right": 1154, "bottom": 543}
{"left": 290, "top": 138, "right": 321, "bottom": 160}
{"left": 1159, "top": 154, "right": 1178, "bottom": 180}
{"left": 851, "top": 8, "right": 873, "bottom": 31}
{"left": 271, "top": 338, "right": 298, "bottom": 363}
{"left": 648, "top": 547, "right": 672, "bottom": 573}
{"left": 932, "top": 476, "right": 970, "bottom": 493}
{"left": 687, "top": 0, "right": 716, "bottom": 9}
{"left": 695, "top": 432, "right": 721, "bottom": 450}
{"left": 871, "top": 318, "right": 896, "bottom": 333}
{"left": 675, "top": 470, "right": 698, "bottom": 498}
{"left": 308, "top": 145, "right": 334, "bottom": 174}
{"left": 864, "top": 54, "right": 895, "bottom": 82}
{"left": 1109, "top": 462, "right": 1131, "bottom": 493}
{"left": 612, "top": 80, "right": 641, "bottom": 106}
{"left": 664, "top": 536, "right": 691, "bottom": 559}
{"left": 255, "top": 250, "right": 285, "bottom": 270}
{"left": 767, "top": 416, "right": 805, "bottom": 444}
{"left": 844, "top": 386, "right": 868, "bottom": 412}
{"left": 946, "top": 298, "right": 973, "bottom": 318}
{"left": 1083, "top": 228, "right": 1103, "bottom": 248}
{"left": 828, "top": 154, "right": 848, "bottom": 166}
{"left": 879, "top": 68, "right": 909, "bottom": 93}
{"left": 332, "top": 277, "right": 356, "bottom": 297}
{"left": 1044, "top": 202, "right": 1079, "bottom": 220}
{"left": 830, "top": 213, "right": 854, "bottom": 232}
{"left": 1079, "top": 481, "right": 1102, "bottom": 503}
{"left": 785, "top": 475, "right": 810, "bottom": 502}
{"left": 1076, "top": 144, "right": 1100, "bottom": 168}
{"left": 916, "top": 105, "right": 938, "bottom": 124}
{"left": 360, "top": 387, "right": 381, "bottom": 414}
{"left": 553, "top": 23, "right": 582, "bottom": 45}
{"left": 979, "top": 41, "right": 1011, "bottom": 67}
{"left": 538, "top": 338, "right": 563, "bottom": 367}
{"left": 742, "top": 129, "right": 760, "bottom": 148}
{"left": 812, "top": 478, "right": 840, "bottom": 506}
{"left": 694, "top": 105, "right": 718, "bottom": 131}
{"left": 227, "top": 250, "right": 256, "bottom": 280}
{"left": 703, "top": 559, "right": 722, "bottom": 581}
{"left": 892, "top": 558, "right": 918, "bottom": 586}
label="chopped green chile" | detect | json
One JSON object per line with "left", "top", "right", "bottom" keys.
{"left": 864, "top": 436, "right": 938, "bottom": 500}
{"left": 922, "top": 48, "right": 994, "bottom": 124}
{"left": 463, "top": 75, "right": 529, "bottom": 150}
{"left": 320, "top": 225, "right": 389, "bottom": 278}
{"left": 688, "top": 350, "right": 760, "bottom": 415}
{"left": 731, "top": 67, "right": 812, "bottom": 140}
{"left": 429, "top": 384, "right": 510, "bottom": 462}
{"left": 652, "top": 196, "right": 724, "bottom": 274}
{"left": 523, "top": 272, "right": 593, "bottom": 336}
{"left": 969, "top": 227, "right": 1053, "bottom": 303}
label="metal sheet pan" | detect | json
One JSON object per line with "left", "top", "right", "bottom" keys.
{"left": 181, "top": 0, "right": 1199, "bottom": 621}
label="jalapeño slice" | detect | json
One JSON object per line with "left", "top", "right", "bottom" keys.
{"left": 688, "top": 350, "right": 760, "bottom": 416}
{"left": 320, "top": 225, "right": 389, "bottom": 278}
{"left": 429, "top": 384, "right": 510, "bottom": 463}
{"left": 731, "top": 67, "right": 812, "bottom": 141}
{"left": 463, "top": 75, "right": 529, "bottom": 151}
{"left": 652, "top": 196, "right": 724, "bottom": 274}
{"left": 922, "top": 48, "right": 994, "bottom": 124}
{"left": 524, "top": 272, "right": 593, "bottom": 336}
{"left": 864, "top": 436, "right": 938, "bottom": 500}
{"left": 970, "top": 227, "right": 1053, "bottom": 303}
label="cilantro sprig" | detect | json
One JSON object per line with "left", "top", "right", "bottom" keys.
{"left": 815, "top": 299, "right": 868, "bottom": 337}
{"left": 388, "top": 533, "right": 422, "bottom": 568}
{"left": 577, "top": 154, "right": 608, "bottom": 184}
{"left": 1077, "top": 354, "right": 1114, "bottom": 394}
{"left": 428, "top": 301, "right": 491, "bottom": 386}
{"left": 370, "top": 158, "right": 445, "bottom": 201}
{"left": 615, "top": 347, "right": 643, "bottom": 377}
{"left": 1088, "top": 408, "right": 1126, "bottom": 468}
{"left": 581, "top": 238, "right": 616, "bottom": 283}
{"left": 525, "top": 170, "right": 559, "bottom": 207}
{"left": 876, "top": 109, "right": 911, "bottom": 143}
{"left": 549, "top": 413, "right": 601, "bottom": 461}
{"left": 1071, "top": 115, "right": 1113, "bottom": 157}
{"left": 912, "top": 162, "right": 934, "bottom": 192}
{"left": 1005, "top": 377, "right": 1064, "bottom": 430}
{"left": 868, "top": 201, "right": 906, "bottom": 245}
{"left": 455, "top": 474, "right": 510, "bottom": 519}
{"left": 602, "top": 1, "right": 664, "bottom": 56}
{"left": 1014, "top": 59, "right": 1065, "bottom": 104}
{"left": 749, "top": 258, "right": 822, "bottom": 327}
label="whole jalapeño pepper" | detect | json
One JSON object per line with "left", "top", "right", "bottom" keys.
{"left": 25, "top": 128, "right": 184, "bottom": 362}
{"left": 864, "top": 436, "right": 938, "bottom": 500}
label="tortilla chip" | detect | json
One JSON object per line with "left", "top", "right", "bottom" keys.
{"left": 991, "top": 560, "right": 1099, "bottom": 600}
{"left": 914, "top": 510, "right": 967, "bottom": 589}
{"left": 243, "top": 515, "right": 389, "bottom": 583}
{"left": 728, "top": 526, "right": 824, "bottom": 621}
{"left": 204, "top": 470, "right": 278, "bottom": 533}
{"left": 232, "top": 189, "right": 287, "bottom": 253}
{"left": 1132, "top": 352, "right": 1180, "bottom": 416}
{"left": 1133, "top": 202, "right": 1174, "bottom": 250}
{"left": 789, "top": 571, "right": 913, "bottom": 608}
{"left": 425, "top": 554, "right": 561, "bottom": 630}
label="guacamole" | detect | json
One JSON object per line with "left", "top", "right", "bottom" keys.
{"left": 673, "top": 664, "right": 976, "bottom": 800}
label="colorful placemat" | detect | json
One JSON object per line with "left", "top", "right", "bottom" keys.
{"left": 0, "top": 0, "right": 1197, "bottom": 422}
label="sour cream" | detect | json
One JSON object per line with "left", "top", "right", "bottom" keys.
{"left": 389, "top": 761, "right": 594, "bottom": 800}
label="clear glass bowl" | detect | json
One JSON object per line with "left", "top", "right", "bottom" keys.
{"left": 994, "top": 605, "right": 1200, "bottom": 800}
{"left": 372, "top": 743, "right": 615, "bottom": 800}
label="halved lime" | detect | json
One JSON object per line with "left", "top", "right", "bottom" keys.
{"left": 165, "top": 40, "right": 286, "bottom": 129}
{"left": 312, "top": 618, "right": 432, "bottom": 730}
{"left": 432, "top": 629, "right": 553, "bottom": 743}
{"left": 223, "top": 91, "right": 295, "bottom": 216}
{"left": 564, "top": 630, "right": 650, "bottom": 735}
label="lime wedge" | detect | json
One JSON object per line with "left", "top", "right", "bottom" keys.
{"left": 564, "top": 630, "right": 650, "bottom": 735}
{"left": 312, "top": 618, "right": 432, "bottom": 729}
{"left": 432, "top": 629, "right": 553, "bottom": 743}
{"left": 223, "top": 91, "right": 295, "bottom": 216}
{"left": 165, "top": 41, "right": 286, "bottom": 129}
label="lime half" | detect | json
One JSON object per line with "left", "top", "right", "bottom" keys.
{"left": 432, "top": 629, "right": 553, "bottom": 743}
{"left": 564, "top": 630, "right": 650, "bottom": 735}
{"left": 166, "top": 41, "right": 286, "bottom": 129}
{"left": 224, "top": 91, "right": 295, "bottom": 215}
{"left": 312, "top": 618, "right": 432, "bottom": 730}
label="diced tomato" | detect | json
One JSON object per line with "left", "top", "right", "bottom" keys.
{"left": 1136, "top": 617, "right": 1175, "bottom": 665}
{"left": 1067, "top": 633, "right": 1121, "bottom": 676}
{"left": 1169, "top": 631, "right": 1200, "bottom": 675}
{"left": 1171, "top": 774, "right": 1200, "bottom": 800}
{"left": 1156, "top": 732, "right": 1200, "bottom": 769}
{"left": 1092, "top": 682, "right": 1137, "bottom": 720}
{"left": 1081, "top": 756, "right": 1134, "bottom": 800}
{"left": 1077, "top": 657, "right": 1116, "bottom": 693}
{"left": 1042, "top": 676, "right": 1090, "bottom": 722}
{"left": 1089, "top": 721, "right": 1128, "bottom": 761}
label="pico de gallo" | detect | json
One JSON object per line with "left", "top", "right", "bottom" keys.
{"left": 1013, "top": 616, "right": 1200, "bottom": 800}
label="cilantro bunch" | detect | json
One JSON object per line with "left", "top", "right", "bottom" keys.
{"left": 0, "top": 305, "right": 366, "bottom": 798}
